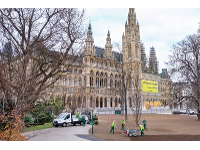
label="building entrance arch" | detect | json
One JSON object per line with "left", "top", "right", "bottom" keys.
{"left": 100, "top": 97, "right": 103, "bottom": 108}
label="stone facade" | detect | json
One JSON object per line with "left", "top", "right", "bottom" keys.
{"left": 45, "top": 8, "right": 172, "bottom": 111}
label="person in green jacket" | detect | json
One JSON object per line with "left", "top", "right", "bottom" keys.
{"left": 138, "top": 124, "right": 145, "bottom": 136}
{"left": 142, "top": 119, "right": 147, "bottom": 129}
{"left": 82, "top": 116, "right": 85, "bottom": 126}
{"left": 110, "top": 120, "right": 117, "bottom": 134}
{"left": 76, "top": 110, "right": 79, "bottom": 118}
{"left": 121, "top": 119, "right": 125, "bottom": 130}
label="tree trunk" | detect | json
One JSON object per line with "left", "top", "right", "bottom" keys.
{"left": 197, "top": 93, "right": 200, "bottom": 121}
{"left": 121, "top": 96, "right": 124, "bottom": 115}
{"left": 198, "top": 104, "right": 200, "bottom": 121}
{"left": 125, "top": 89, "right": 127, "bottom": 120}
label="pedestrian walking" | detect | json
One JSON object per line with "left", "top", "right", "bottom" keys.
{"left": 138, "top": 124, "right": 145, "bottom": 136}
{"left": 142, "top": 119, "right": 147, "bottom": 129}
{"left": 121, "top": 119, "right": 125, "bottom": 130}
{"left": 110, "top": 120, "right": 117, "bottom": 134}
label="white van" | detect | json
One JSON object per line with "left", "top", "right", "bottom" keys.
{"left": 53, "top": 113, "right": 89, "bottom": 127}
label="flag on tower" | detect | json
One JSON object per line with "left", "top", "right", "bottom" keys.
{"left": 164, "top": 61, "right": 168, "bottom": 65}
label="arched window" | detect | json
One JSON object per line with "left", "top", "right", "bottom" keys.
{"left": 78, "top": 78, "right": 81, "bottom": 86}
{"left": 105, "top": 72, "right": 108, "bottom": 77}
{"left": 90, "top": 97, "right": 93, "bottom": 107}
{"left": 90, "top": 70, "right": 93, "bottom": 75}
{"left": 104, "top": 79, "right": 107, "bottom": 87}
{"left": 110, "top": 98, "right": 112, "bottom": 107}
{"left": 110, "top": 79, "right": 113, "bottom": 88}
{"left": 96, "top": 78, "right": 99, "bottom": 87}
{"left": 96, "top": 98, "right": 99, "bottom": 107}
{"left": 90, "top": 77, "right": 93, "bottom": 86}
{"left": 100, "top": 78, "right": 103, "bottom": 87}
{"left": 104, "top": 98, "right": 107, "bottom": 107}
{"left": 115, "top": 80, "right": 117, "bottom": 88}
{"left": 100, "top": 98, "right": 103, "bottom": 108}
{"left": 96, "top": 71, "right": 99, "bottom": 76}
{"left": 100, "top": 72, "right": 103, "bottom": 77}
{"left": 110, "top": 73, "right": 113, "bottom": 78}
{"left": 63, "top": 78, "right": 66, "bottom": 85}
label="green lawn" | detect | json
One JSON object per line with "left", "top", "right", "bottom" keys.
{"left": 21, "top": 122, "right": 53, "bottom": 133}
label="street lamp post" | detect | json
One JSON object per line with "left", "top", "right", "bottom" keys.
{"left": 92, "top": 108, "right": 93, "bottom": 135}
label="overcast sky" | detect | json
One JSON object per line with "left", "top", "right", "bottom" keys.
{"left": 85, "top": 8, "right": 200, "bottom": 73}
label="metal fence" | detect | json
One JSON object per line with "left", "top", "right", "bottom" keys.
{"left": 141, "top": 109, "right": 173, "bottom": 114}
{"left": 94, "top": 108, "right": 174, "bottom": 115}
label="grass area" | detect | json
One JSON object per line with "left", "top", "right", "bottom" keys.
{"left": 21, "top": 122, "right": 53, "bottom": 133}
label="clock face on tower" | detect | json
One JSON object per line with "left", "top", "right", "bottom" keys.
{"left": 128, "top": 32, "right": 131, "bottom": 36}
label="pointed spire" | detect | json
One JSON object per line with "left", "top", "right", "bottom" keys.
{"left": 149, "top": 46, "right": 158, "bottom": 75}
{"left": 137, "top": 20, "right": 139, "bottom": 26}
{"left": 107, "top": 30, "right": 110, "bottom": 37}
{"left": 88, "top": 22, "right": 91, "bottom": 30}
{"left": 106, "top": 30, "right": 111, "bottom": 44}
{"left": 86, "top": 22, "right": 94, "bottom": 46}
{"left": 125, "top": 20, "right": 127, "bottom": 26}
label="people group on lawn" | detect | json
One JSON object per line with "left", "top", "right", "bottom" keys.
{"left": 110, "top": 118, "right": 147, "bottom": 136}
{"left": 76, "top": 110, "right": 147, "bottom": 136}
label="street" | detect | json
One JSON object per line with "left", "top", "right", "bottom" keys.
{"left": 22, "top": 124, "right": 101, "bottom": 141}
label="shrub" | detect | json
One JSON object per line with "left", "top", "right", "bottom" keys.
{"left": 30, "top": 101, "right": 54, "bottom": 125}
{"left": 34, "top": 112, "right": 47, "bottom": 125}
{"left": 0, "top": 119, "right": 7, "bottom": 132}
{"left": 45, "top": 111, "right": 54, "bottom": 123}
{"left": 24, "top": 113, "right": 35, "bottom": 127}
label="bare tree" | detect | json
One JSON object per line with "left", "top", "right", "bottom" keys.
{"left": 169, "top": 31, "right": 200, "bottom": 120}
{"left": 0, "top": 8, "right": 86, "bottom": 118}
{"left": 113, "top": 43, "right": 137, "bottom": 120}
{"left": 130, "top": 63, "right": 143, "bottom": 126}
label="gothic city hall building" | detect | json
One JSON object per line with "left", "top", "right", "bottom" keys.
{"left": 46, "top": 8, "right": 172, "bottom": 113}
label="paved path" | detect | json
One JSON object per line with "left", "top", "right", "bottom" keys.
{"left": 22, "top": 124, "right": 102, "bottom": 141}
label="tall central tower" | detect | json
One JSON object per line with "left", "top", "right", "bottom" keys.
{"left": 122, "top": 8, "right": 141, "bottom": 63}
{"left": 122, "top": 8, "right": 142, "bottom": 105}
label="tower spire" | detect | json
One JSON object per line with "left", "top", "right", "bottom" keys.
{"left": 148, "top": 46, "right": 159, "bottom": 75}
{"left": 84, "top": 22, "right": 94, "bottom": 55}
{"left": 105, "top": 29, "right": 112, "bottom": 57}
{"left": 86, "top": 22, "right": 93, "bottom": 41}
{"left": 88, "top": 20, "right": 91, "bottom": 30}
{"left": 107, "top": 30, "right": 110, "bottom": 37}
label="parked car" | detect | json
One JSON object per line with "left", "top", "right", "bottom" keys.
{"left": 179, "top": 109, "right": 195, "bottom": 115}
{"left": 188, "top": 109, "right": 194, "bottom": 115}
